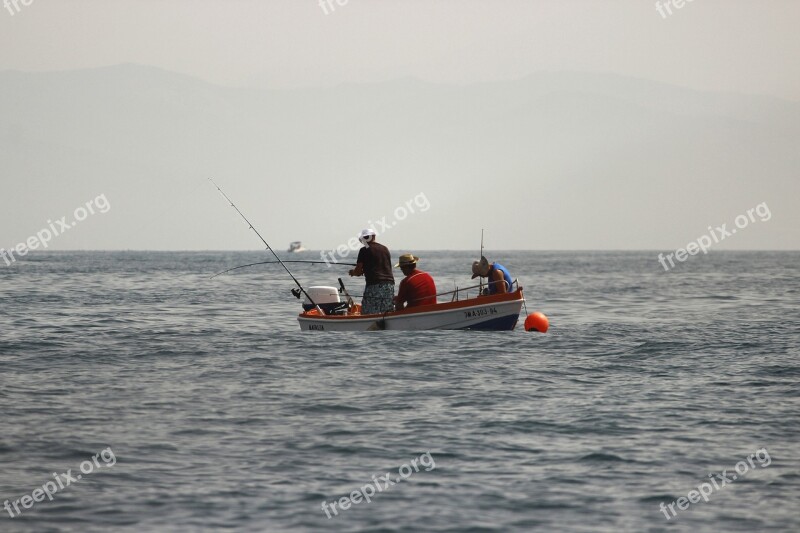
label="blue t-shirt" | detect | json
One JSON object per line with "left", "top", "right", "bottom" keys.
{"left": 487, "top": 263, "right": 513, "bottom": 294}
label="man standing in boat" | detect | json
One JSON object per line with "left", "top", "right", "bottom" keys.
{"left": 394, "top": 253, "right": 437, "bottom": 309}
{"left": 471, "top": 256, "right": 514, "bottom": 295}
{"left": 348, "top": 229, "right": 395, "bottom": 314}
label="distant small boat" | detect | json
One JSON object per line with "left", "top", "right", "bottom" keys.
{"left": 287, "top": 241, "right": 306, "bottom": 253}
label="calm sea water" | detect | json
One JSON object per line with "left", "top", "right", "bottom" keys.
{"left": 1, "top": 250, "right": 798, "bottom": 532}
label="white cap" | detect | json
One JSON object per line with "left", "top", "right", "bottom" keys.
{"left": 358, "top": 228, "right": 376, "bottom": 245}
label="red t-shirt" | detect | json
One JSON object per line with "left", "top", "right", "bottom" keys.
{"left": 396, "top": 269, "right": 437, "bottom": 308}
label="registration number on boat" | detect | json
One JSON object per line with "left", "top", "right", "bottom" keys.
{"left": 464, "top": 307, "right": 498, "bottom": 319}
{"left": 308, "top": 324, "right": 324, "bottom": 330}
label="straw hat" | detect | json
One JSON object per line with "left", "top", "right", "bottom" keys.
{"left": 395, "top": 253, "right": 420, "bottom": 268}
{"left": 471, "top": 256, "right": 490, "bottom": 278}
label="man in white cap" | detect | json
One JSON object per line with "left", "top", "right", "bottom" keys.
{"left": 394, "top": 253, "right": 437, "bottom": 310}
{"left": 471, "top": 256, "right": 513, "bottom": 295}
{"left": 348, "top": 229, "right": 395, "bottom": 314}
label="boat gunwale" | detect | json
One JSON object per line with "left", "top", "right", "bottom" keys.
{"left": 298, "top": 288, "right": 524, "bottom": 321}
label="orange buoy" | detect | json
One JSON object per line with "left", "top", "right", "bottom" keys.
{"left": 524, "top": 312, "right": 549, "bottom": 333}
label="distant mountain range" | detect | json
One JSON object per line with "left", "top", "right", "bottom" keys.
{"left": 1, "top": 64, "right": 797, "bottom": 250}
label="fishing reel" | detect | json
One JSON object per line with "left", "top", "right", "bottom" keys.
{"left": 291, "top": 288, "right": 302, "bottom": 299}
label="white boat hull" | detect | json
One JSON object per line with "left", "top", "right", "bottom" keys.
{"left": 298, "top": 290, "right": 524, "bottom": 332}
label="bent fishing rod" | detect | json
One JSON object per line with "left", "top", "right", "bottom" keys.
{"left": 208, "top": 178, "right": 325, "bottom": 314}
{"left": 210, "top": 260, "right": 356, "bottom": 279}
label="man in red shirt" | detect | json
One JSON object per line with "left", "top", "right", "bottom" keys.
{"left": 394, "top": 253, "right": 437, "bottom": 309}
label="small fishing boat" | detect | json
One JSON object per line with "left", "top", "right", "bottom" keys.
{"left": 297, "top": 283, "right": 526, "bottom": 331}
{"left": 209, "top": 179, "right": 547, "bottom": 334}
{"left": 287, "top": 241, "right": 306, "bottom": 253}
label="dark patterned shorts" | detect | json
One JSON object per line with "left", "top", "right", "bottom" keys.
{"left": 362, "top": 283, "right": 395, "bottom": 315}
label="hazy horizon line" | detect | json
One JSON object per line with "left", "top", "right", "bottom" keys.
{"left": 3, "top": 62, "right": 798, "bottom": 103}
{"left": 8, "top": 249, "right": 799, "bottom": 254}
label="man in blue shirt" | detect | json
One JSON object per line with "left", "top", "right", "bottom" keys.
{"left": 471, "top": 256, "right": 513, "bottom": 295}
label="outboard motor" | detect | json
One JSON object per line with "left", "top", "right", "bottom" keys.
{"left": 302, "top": 286, "right": 348, "bottom": 314}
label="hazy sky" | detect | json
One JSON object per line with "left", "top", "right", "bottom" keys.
{"left": 1, "top": 1, "right": 799, "bottom": 99}
{"left": 1, "top": 1, "right": 798, "bottom": 253}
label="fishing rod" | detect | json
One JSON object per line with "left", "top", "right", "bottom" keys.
{"left": 210, "top": 260, "right": 356, "bottom": 279}
{"left": 338, "top": 277, "right": 356, "bottom": 309}
{"left": 209, "top": 178, "right": 324, "bottom": 314}
{"left": 479, "top": 228, "right": 484, "bottom": 295}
